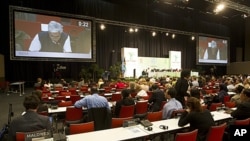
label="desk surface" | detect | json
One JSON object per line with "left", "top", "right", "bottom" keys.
{"left": 48, "top": 102, "right": 113, "bottom": 114}
{"left": 10, "top": 81, "right": 25, "bottom": 85}
{"left": 66, "top": 125, "right": 148, "bottom": 141}
{"left": 43, "top": 109, "right": 233, "bottom": 141}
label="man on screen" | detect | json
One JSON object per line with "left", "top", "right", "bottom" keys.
{"left": 29, "top": 21, "right": 72, "bottom": 52}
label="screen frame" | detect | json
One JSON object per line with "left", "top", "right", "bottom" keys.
{"left": 196, "top": 34, "right": 230, "bottom": 66}
{"left": 9, "top": 5, "right": 96, "bottom": 62}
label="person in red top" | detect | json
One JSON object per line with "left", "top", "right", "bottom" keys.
{"left": 116, "top": 79, "right": 126, "bottom": 89}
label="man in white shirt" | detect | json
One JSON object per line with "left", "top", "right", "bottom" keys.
{"left": 29, "top": 21, "right": 72, "bottom": 53}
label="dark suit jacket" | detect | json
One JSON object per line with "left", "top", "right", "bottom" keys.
{"left": 178, "top": 109, "right": 215, "bottom": 141}
{"left": 175, "top": 78, "right": 189, "bottom": 107}
{"left": 8, "top": 111, "right": 51, "bottom": 141}
{"left": 231, "top": 100, "right": 250, "bottom": 120}
{"left": 148, "top": 89, "right": 166, "bottom": 112}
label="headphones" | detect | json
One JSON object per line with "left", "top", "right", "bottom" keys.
{"left": 144, "top": 126, "right": 153, "bottom": 131}
{"left": 159, "top": 125, "right": 168, "bottom": 130}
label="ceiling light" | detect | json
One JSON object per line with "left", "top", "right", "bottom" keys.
{"left": 100, "top": 24, "right": 105, "bottom": 30}
{"left": 166, "top": 33, "right": 169, "bottom": 36}
{"left": 152, "top": 32, "right": 156, "bottom": 37}
{"left": 172, "top": 34, "right": 175, "bottom": 39}
{"left": 191, "top": 36, "right": 195, "bottom": 40}
{"left": 129, "top": 28, "right": 134, "bottom": 33}
{"left": 214, "top": 3, "right": 225, "bottom": 14}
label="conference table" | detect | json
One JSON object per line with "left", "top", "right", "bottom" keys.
{"left": 48, "top": 102, "right": 114, "bottom": 114}
{"left": 42, "top": 109, "right": 233, "bottom": 141}
{"left": 9, "top": 81, "right": 25, "bottom": 96}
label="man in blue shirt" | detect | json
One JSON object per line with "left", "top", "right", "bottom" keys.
{"left": 74, "top": 86, "right": 110, "bottom": 110}
{"left": 162, "top": 88, "right": 183, "bottom": 119}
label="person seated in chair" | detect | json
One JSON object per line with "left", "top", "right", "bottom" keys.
{"left": 74, "top": 86, "right": 110, "bottom": 110}
{"left": 178, "top": 97, "right": 215, "bottom": 141}
{"left": 114, "top": 89, "right": 135, "bottom": 117}
{"left": 148, "top": 84, "right": 166, "bottom": 112}
{"left": 162, "top": 88, "right": 183, "bottom": 120}
{"left": 230, "top": 88, "right": 250, "bottom": 120}
{"left": 8, "top": 95, "right": 52, "bottom": 141}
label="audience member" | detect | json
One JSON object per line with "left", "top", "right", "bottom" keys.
{"left": 116, "top": 79, "right": 126, "bottom": 89}
{"left": 74, "top": 86, "right": 110, "bottom": 110}
{"left": 8, "top": 95, "right": 52, "bottom": 141}
{"left": 230, "top": 88, "right": 250, "bottom": 120}
{"left": 148, "top": 84, "right": 166, "bottom": 112}
{"left": 190, "top": 88, "right": 205, "bottom": 105}
{"left": 78, "top": 78, "right": 85, "bottom": 88}
{"left": 230, "top": 85, "right": 244, "bottom": 106}
{"left": 135, "top": 84, "right": 148, "bottom": 99}
{"left": 162, "top": 88, "right": 183, "bottom": 119}
{"left": 114, "top": 89, "right": 135, "bottom": 117}
{"left": 97, "top": 78, "right": 104, "bottom": 89}
{"left": 213, "top": 83, "right": 229, "bottom": 103}
{"left": 175, "top": 69, "right": 191, "bottom": 108}
{"left": 178, "top": 97, "right": 215, "bottom": 141}
{"left": 31, "top": 90, "right": 49, "bottom": 113}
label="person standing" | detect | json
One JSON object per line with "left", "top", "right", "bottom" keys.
{"left": 175, "top": 69, "right": 191, "bottom": 108}
{"left": 29, "top": 21, "right": 72, "bottom": 52}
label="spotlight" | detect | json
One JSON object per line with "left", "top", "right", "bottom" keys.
{"left": 134, "top": 28, "right": 138, "bottom": 32}
{"left": 152, "top": 31, "right": 156, "bottom": 37}
{"left": 191, "top": 36, "right": 195, "bottom": 40}
{"left": 172, "top": 34, "right": 175, "bottom": 39}
{"left": 214, "top": 3, "right": 225, "bottom": 14}
{"left": 166, "top": 33, "right": 169, "bottom": 36}
{"left": 129, "top": 28, "right": 134, "bottom": 33}
{"left": 100, "top": 24, "right": 105, "bottom": 30}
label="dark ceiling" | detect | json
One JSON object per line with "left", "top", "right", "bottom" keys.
{"left": 104, "top": 0, "right": 250, "bottom": 20}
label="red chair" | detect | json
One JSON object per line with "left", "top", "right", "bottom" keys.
{"left": 135, "top": 101, "right": 148, "bottom": 114}
{"left": 38, "top": 111, "right": 49, "bottom": 116}
{"left": 70, "top": 95, "right": 81, "bottom": 104}
{"left": 104, "top": 87, "right": 112, "bottom": 93}
{"left": 130, "top": 92, "right": 137, "bottom": 98}
{"left": 111, "top": 117, "right": 133, "bottom": 128}
{"left": 234, "top": 118, "right": 250, "bottom": 126}
{"left": 68, "top": 88, "right": 77, "bottom": 95}
{"left": 175, "top": 129, "right": 198, "bottom": 141}
{"left": 223, "top": 95, "right": 230, "bottom": 103}
{"left": 209, "top": 102, "right": 222, "bottom": 111}
{"left": 65, "top": 106, "right": 83, "bottom": 125}
{"left": 206, "top": 122, "right": 227, "bottom": 141}
{"left": 146, "top": 91, "right": 153, "bottom": 100}
{"left": 54, "top": 96, "right": 67, "bottom": 101}
{"left": 161, "top": 101, "right": 167, "bottom": 110}
{"left": 224, "top": 101, "right": 236, "bottom": 108}
{"left": 119, "top": 105, "right": 135, "bottom": 118}
{"left": 58, "top": 101, "right": 73, "bottom": 107}
{"left": 147, "top": 111, "right": 163, "bottom": 122}
{"left": 110, "top": 93, "right": 122, "bottom": 102}
{"left": 69, "top": 121, "right": 94, "bottom": 135}
{"left": 59, "top": 91, "right": 72, "bottom": 96}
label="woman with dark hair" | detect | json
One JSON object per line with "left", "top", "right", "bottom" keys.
{"left": 230, "top": 85, "right": 244, "bottom": 105}
{"left": 114, "top": 89, "right": 135, "bottom": 117}
{"left": 213, "top": 83, "right": 229, "bottom": 103}
{"left": 178, "top": 97, "right": 215, "bottom": 141}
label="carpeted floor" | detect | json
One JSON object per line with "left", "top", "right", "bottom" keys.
{"left": 0, "top": 87, "right": 34, "bottom": 128}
